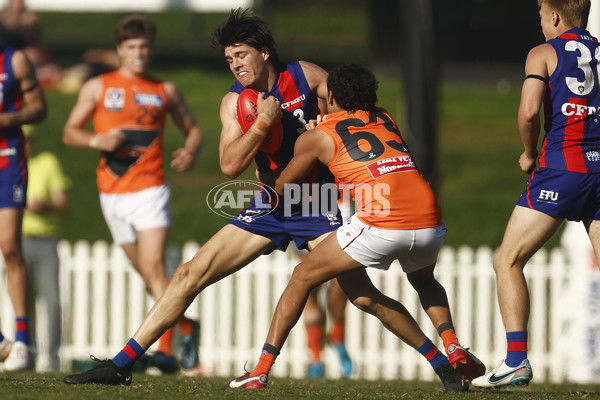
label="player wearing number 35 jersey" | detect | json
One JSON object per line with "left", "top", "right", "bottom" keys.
{"left": 537, "top": 28, "right": 600, "bottom": 174}
{"left": 473, "top": 0, "right": 600, "bottom": 388}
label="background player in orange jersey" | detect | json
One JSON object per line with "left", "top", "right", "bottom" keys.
{"left": 227, "top": 64, "right": 483, "bottom": 392}
{"left": 62, "top": 14, "right": 203, "bottom": 374}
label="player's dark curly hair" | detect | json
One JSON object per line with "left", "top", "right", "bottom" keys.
{"left": 327, "top": 64, "right": 378, "bottom": 113}
{"left": 210, "top": 8, "right": 279, "bottom": 65}
{"left": 115, "top": 14, "right": 157, "bottom": 45}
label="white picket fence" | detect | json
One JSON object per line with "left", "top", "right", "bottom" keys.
{"left": 1, "top": 222, "right": 599, "bottom": 383}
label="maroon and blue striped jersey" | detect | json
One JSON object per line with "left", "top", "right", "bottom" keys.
{"left": 540, "top": 28, "right": 600, "bottom": 173}
{"left": 0, "top": 46, "right": 27, "bottom": 208}
{"left": 229, "top": 61, "right": 321, "bottom": 175}
{"left": 227, "top": 62, "right": 340, "bottom": 249}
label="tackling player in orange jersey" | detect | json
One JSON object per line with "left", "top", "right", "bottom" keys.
{"left": 62, "top": 14, "right": 203, "bottom": 374}
{"left": 227, "top": 64, "right": 484, "bottom": 392}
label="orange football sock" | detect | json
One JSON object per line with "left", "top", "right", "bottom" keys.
{"left": 440, "top": 329, "right": 460, "bottom": 352}
{"left": 306, "top": 323, "right": 323, "bottom": 361}
{"left": 329, "top": 321, "right": 344, "bottom": 344}
{"left": 178, "top": 317, "right": 195, "bottom": 337}
{"left": 252, "top": 352, "right": 277, "bottom": 376}
{"left": 157, "top": 328, "right": 174, "bottom": 356}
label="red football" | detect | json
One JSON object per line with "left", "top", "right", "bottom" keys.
{"left": 236, "top": 88, "right": 283, "bottom": 153}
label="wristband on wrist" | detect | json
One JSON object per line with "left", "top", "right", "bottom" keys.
{"left": 251, "top": 116, "right": 270, "bottom": 137}
{"left": 89, "top": 135, "right": 100, "bottom": 149}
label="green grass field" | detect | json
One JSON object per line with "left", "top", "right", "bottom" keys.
{"left": 1, "top": 371, "right": 600, "bottom": 400}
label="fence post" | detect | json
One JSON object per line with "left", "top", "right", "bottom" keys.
{"left": 560, "top": 221, "right": 600, "bottom": 383}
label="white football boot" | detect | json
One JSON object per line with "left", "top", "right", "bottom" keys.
{"left": 3, "top": 341, "right": 34, "bottom": 371}
{"left": 472, "top": 359, "right": 532, "bottom": 388}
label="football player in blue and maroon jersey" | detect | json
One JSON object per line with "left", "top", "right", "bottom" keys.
{"left": 473, "top": 0, "right": 599, "bottom": 388}
{"left": 0, "top": 44, "right": 46, "bottom": 371}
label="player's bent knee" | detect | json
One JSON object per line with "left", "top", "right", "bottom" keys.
{"left": 170, "top": 264, "right": 200, "bottom": 293}
{"left": 289, "top": 269, "right": 320, "bottom": 291}
{"left": 0, "top": 242, "right": 21, "bottom": 264}
{"left": 492, "top": 250, "right": 525, "bottom": 275}
{"left": 350, "top": 295, "right": 376, "bottom": 313}
{"left": 407, "top": 275, "right": 437, "bottom": 292}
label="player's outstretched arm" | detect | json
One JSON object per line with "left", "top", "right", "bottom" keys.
{"left": 274, "top": 129, "right": 333, "bottom": 195}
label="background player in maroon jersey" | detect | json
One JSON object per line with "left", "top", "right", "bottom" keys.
{"left": 0, "top": 45, "right": 46, "bottom": 371}
{"left": 473, "top": 0, "right": 600, "bottom": 388}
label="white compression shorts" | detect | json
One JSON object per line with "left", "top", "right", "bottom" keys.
{"left": 99, "top": 184, "right": 171, "bottom": 245}
{"left": 336, "top": 214, "right": 447, "bottom": 273}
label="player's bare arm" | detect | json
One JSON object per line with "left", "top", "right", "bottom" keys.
{"left": 219, "top": 92, "right": 282, "bottom": 178}
{"left": 274, "top": 129, "right": 333, "bottom": 196}
{"left": 517, "top": 44, "right": 554, "bottom": 174}
{"left": 219, "top": 92, "right": 264, "bottom": 178}
{"left": 0, "top": 50, "right": 46, "bottom": 128}
{"left": 63, "top": 77, "right": 126, "bottom": 151}
{"left": 164, "top": 81, "right": 204, "bottom": 171}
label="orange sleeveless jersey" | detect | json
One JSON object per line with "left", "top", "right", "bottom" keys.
{"left": 319, "top": 108, "right": 442, "bottom": 229}
{"left": 93, "top": 71, "right": 168, "bottom": 194}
